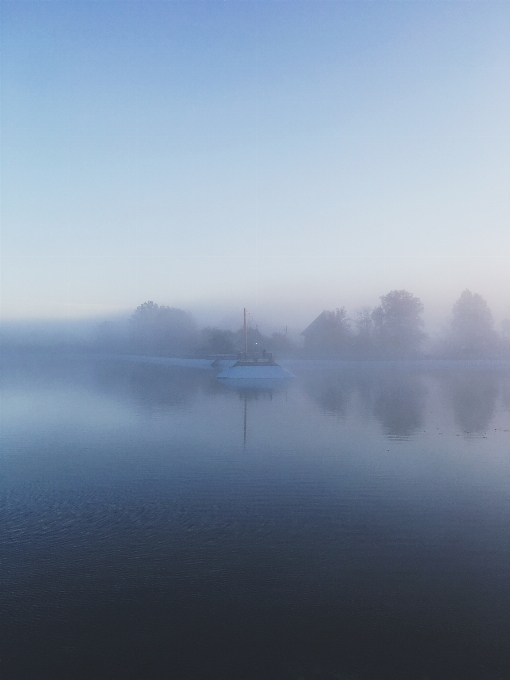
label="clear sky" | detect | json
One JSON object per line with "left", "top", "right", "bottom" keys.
{"left": 2, "top": 1, "right": 509, "bottom": 331}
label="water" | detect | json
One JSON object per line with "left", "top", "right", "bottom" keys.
{"left": 1, "top": 354, "right": 510, "bottom": 679}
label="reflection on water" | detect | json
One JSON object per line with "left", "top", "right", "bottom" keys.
{"left": 234, "top": 388, "right": 280, "bottom": 449}
{"left": 1, "top": 354, "right": 510, "bottom": 680}
{"left": 446, "top": 369, "right": 499, "bottom": 433}
{"left": 94, "top": 360, "right": 206, "bottom": 411}
{"left": 299, "top": 363, "right": 426, "bottom": 438}
{"left": 300, "top": 364, "right": 356, "bottom": 417}
{"left": 371, "top": 370, "right": 426, "bottom": 439}
{"left": 296, "top": 361, "right": 508, "bottom": 439}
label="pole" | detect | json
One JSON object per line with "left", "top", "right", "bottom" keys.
{"left": 243, "top": 394, "right": 247, "bottom": 449}
{"left": 244, "top": 308, "right": 248, "bottom": 357}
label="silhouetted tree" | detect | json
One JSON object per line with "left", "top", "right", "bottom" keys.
{"left": 501, "top": 319, "right": 510, "bottom": 357}
{"left": 234, "top": 325, "right": 269, "bottom": 353}
{"left": 199, "top": 327, "right": 236, "bottom": 354}
{"left": 447, "top": 290, "right": 498, "bottom": 358}
{"left": 501, "top": 319, "right": 510, "bottom": 340}
{"left": 372, "top": 290, "right": 425, "bottom": 357}
{"left": 353, "top": 307, "right": 375, "bottom": 357}
{"left": 267, "top": 331, "right": 294, "bottom": 355}
{"left": 130, "top": 301, "right": 197, "bottom": 355}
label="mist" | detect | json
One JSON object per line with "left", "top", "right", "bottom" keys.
{"left": 3, "top": 289, "right": 509, "bottom": 361}
{"left": 2, "top": 3, "right": 510, "bottom": 679}
{"left": 2, "top": 2, "right": 509, "bottom": 329}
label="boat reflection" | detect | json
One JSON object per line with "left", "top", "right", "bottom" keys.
{"left": 220, "top": 377, "right": 292, "bottom": 448}
{"left": 218, "top": 377, "right": 293, "bottom": 391}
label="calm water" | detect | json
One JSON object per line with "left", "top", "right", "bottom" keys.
{"left": 1, "top": 354, "right": 510, "bottom": 680}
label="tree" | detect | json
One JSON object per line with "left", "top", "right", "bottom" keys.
{"left": 448, "top": 290, "right": 498, "bottom": 358}
{"left": 353, "top": 307, "right": 375, "bottom": 357}
{"left": 267, "top": 331, "right": 294, "bottom": 355}
{"left": 199, "top": 327, "right": 236, "bottom": 354}
{"left": 500, "top": 319, "right": 510, "bottom": 357}
{"left": 501, "top": 319, "right": 510, "bottom": 340}
{"left": 234, "top": 325, "right": 269, "bottom": 353}
{"left": 372, "top": 290, "right": 425, "bottom": 357}
{"left": 130, "top": 301, "right": 197, "bottom": 355}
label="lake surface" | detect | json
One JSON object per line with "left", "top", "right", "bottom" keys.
{"left": 1, "top": 354, "right": 510, "bottom": 679}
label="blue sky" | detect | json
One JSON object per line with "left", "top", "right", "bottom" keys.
{"left": 2, "top": 1, "right": 509, "bottom": 330}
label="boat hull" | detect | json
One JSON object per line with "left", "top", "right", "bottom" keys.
{"left": 216, "top": 365, "right": 294, "bottom": 380}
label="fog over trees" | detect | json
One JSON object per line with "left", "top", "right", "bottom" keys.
{"left": 372, "top": 290, "right": 426, "bottom": 358}
{"left": 129, "top": 301, "right": 197, "bottom": 355}
{"left": 117, "top": 290, "right": 509, "bottom": 360}
{"left": 443, "top": 290, "right": 499, "bottom": 358}
{"left": 302, "top": 290, "right": 426, "bottom": 358}
{"left": 1, "top": 290, "right": 509, "bottom": 360}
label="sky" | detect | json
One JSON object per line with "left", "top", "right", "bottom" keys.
{"left": 2, "top": 0, "right": 509, "bottom": 333}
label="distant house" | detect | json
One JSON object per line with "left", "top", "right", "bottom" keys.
{"left": 301, "top": 309, "right": 350, "bottom": 355}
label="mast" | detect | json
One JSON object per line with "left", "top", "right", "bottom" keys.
{"left": 243, "top": 308, "right": 248, "bottom": 357}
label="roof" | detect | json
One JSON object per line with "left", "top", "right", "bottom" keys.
{"left": 301, "top": 310, "right": 340, "bottom": 336}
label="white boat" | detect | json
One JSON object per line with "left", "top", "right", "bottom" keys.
{"left": 215, "top": 309, "right": 294, "bottom": 381}
{"left": 216, "top": 363, "right": 294, "bottom": 380}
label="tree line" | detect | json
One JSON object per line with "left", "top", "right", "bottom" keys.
{"left": 302, "top": 289, "right": 509, "bottom": 359}
{"left": 95, "top": 290, "right": 510, "bottom": 359}
{"left": 96, "top": 300, "right": 292, "bottom": 357}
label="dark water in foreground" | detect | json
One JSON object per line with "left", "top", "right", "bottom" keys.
{"left": 1, "top": 354, "right": 510, "bottom": 680}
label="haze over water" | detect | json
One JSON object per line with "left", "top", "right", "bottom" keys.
{"left": 2, "top": 2, "right": 510, "bottom": 677}
{"left": 2, "top": 354, "right": 510, "bottom": 679}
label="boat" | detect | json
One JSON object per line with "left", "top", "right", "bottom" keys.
{"left": 215, "top": 309, "right": 295, "bottom": 382}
